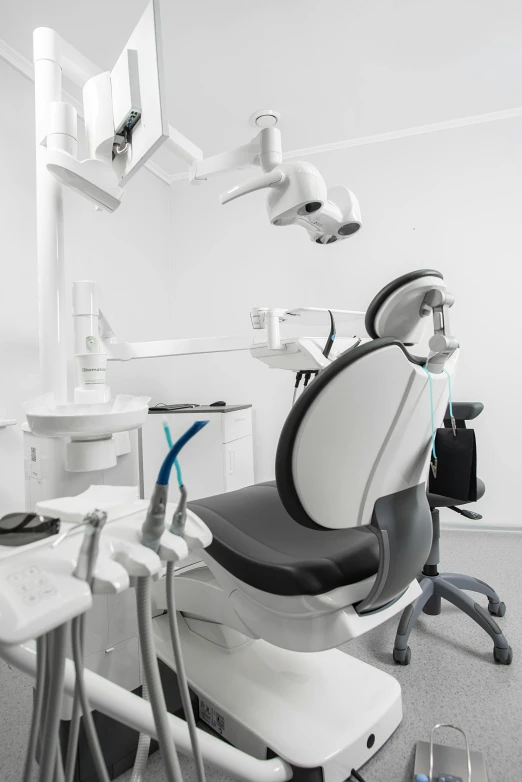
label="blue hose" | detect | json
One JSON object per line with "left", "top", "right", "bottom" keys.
{"left": 162, "top": 421, "right": 183, "bottom": 487}
{"left": 157, "top": 421, "right": 209, "bottom": 486}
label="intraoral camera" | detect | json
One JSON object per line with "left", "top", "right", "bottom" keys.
{"left": 190, "top": 111, "right": 362, "bottom": 244}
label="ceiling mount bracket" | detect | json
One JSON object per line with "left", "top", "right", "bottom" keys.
{"left": 249, "top": 109, "right": 281, "bottom": 129}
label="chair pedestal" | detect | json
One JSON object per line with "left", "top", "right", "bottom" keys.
{"left": 153, "top": 612, "right": 403, "bottom": 782}
{"left": 392, "top": 509, "right": 513, "bottom": 666}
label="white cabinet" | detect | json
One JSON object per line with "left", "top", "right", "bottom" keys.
{"left": 139, "top": 405, "right": 254, "bottom": 501}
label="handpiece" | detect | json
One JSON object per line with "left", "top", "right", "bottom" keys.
{"left": 141, "top": 421, "right": 209, "bottom": 551}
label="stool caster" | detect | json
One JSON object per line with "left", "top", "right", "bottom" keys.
{"left": 493, "top": 645, "right": 513, "bottom": 665}
{"left": 488, "top": 600, "right": 506, "bottom": 617}
{"left": 393, "top": 646, "right": 411, "bottom": 666}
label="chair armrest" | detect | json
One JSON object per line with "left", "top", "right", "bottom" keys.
{"left": 444, "top": 402, "right": 484, "bottom": 421}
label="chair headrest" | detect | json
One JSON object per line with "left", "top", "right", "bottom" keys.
{"left": 365, "top": 269, "right": 445, "bottom": 344}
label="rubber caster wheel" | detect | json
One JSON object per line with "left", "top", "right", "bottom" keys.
{"left": 488, "top": 601, "right": 506, "bottom": 617}
{"left": 493, "top": 645, "right": 513, "bottom": 665}
{"left": 393, "top": 646, "right": 411, "bottom": 666}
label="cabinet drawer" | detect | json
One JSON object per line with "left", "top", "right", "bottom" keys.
{"left": 61, "top": 636, "right": 140, "bottom": 720}
{"left": 224, "top": 436, "right": 255, "bottom": 491}
{"left": 223, "top": 408, "right": 252, "bottom": 443}
{"left": 86, "top": 636, "right": 140, "bottom": 692}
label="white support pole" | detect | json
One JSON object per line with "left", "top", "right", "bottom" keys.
{"left": 33, "top": 28, "right": 68, "bottom": 403}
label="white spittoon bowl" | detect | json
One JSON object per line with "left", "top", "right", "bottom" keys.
{"left": 26, "top": 395, "right": 150, "bottom": 438}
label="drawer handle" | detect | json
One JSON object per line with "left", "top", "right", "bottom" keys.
{"left": 105, "top": 647, "right": 115, "bottom": 654}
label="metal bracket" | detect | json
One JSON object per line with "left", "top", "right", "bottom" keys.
{"left": 421, "top": 289, "right": 459, "bottom": 372}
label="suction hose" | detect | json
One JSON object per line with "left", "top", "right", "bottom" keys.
{"left": 166, "top": 561, "right": 206, "bottom": 782}
{"left": 136, "top": 575, "right": 184, "bottom": 782}
{"left": 131, "top": 677, "right": 151, "bottom": 782}
{"left": 22, "top": 634, "right": 47, "bottom": 782}
{"left": 38, "top": 623, "right": 68, "bottom": 782}
{"left": 137, "top": 421, "right": 209, "bottom": 782}
{"left": 70, "top": 616, "right": 110, "bottom": 782}
{"left": 65, "top": 509, "right": 109, "bottom": 782}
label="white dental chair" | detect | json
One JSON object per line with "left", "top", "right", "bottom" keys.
{"left": 152, "top": 273, "right": 458, "bottom": 782}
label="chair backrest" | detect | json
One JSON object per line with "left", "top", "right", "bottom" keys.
{"left": 276, "top": 337, "right": 459, "bottom": 612}
{"left": 277, "top": 338, "right": 457, "bottom": 530}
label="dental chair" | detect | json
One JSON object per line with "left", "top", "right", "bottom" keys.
{"left": 152, "top": 271, "right": 458, "bottom": 782}
{"left": 363, "top": 270, "right": 512, "bottom": 667}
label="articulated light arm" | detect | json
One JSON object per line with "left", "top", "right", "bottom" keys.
{"left": 189, "top": 127, "right": 283, "bottom": 187}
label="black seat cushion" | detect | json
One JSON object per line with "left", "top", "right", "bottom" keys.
{"left": 188, "top": 482, "right": 379, "bottom": 597}
{"left": 427, "top": 477, "right": 485, "bottom": 509}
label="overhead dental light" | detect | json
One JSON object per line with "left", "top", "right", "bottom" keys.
{"left": 190, "top": 110, "right": 363, "bottom": 245}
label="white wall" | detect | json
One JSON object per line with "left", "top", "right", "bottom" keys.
{"left": 0, "top": 60, "right": 173, "bottom": 514}
{"left": 164, "top": 116, "right": 522, "bottom": 525}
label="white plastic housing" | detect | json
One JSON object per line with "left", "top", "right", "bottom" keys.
{"left": 25, "top": 394, "right": 150, "bottom": 438}
{"left": 373, "top": 274, "right": 447, "bottom": 344}
{"left": 267, "top": 161, "right": 328, "bottom": 226}
{"left": 83, "top": 72, "right": 115, "bottom": 164}
{"left": 46, "top": 150, "right": 124, "bottom": 212}
{"left": 65, "top": 436, "right": 117, "bottom": 472}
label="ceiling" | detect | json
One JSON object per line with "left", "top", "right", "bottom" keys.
{"left": 3, "top": 0, "right": 522, "bottom": 176}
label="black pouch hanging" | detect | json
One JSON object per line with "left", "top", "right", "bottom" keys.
{"left": 428, "top": 427, "right": 477, "bottom": 501}
{"left": 424, "top": 368, "right": 478, "bottom": 502}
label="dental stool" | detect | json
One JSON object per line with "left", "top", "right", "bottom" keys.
{"left": 152, "top": 271, "right": 460, "bottom": 782}
{"left": 364, "top": 271, "right": 513, "bottom": 667}
{"left": 392, "top": 404, "right": 513, "bottom": 666}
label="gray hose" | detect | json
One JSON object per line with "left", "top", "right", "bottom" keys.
{"left": 130, "top": 677, "right": 151, "bottom": 782}
{"left": 136, "top": 575, "right": 183, "bottom": 782}
{"left": 64, "top": 616, "right": 85, "bottom": 782}
{"left": 55, "top": 751, "right": 65, "bottom": 782}
{"left": 66, "top": 509, "right": 107, "bottom": 782}
{"left": 166, "top": 562, "right": 206, "bottom": 782}
{"left": 71, "top": 615, "right": 110, "bottom": 782}
{"left": 38, "top": 623, "right": 68, "bottom": 782}
{"left": 22, "top": 635, "right": 47, "bottom": 782}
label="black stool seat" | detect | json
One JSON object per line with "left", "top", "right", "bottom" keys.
{"left": 427, "top": 477, "right": 485, "bottom": 509}
{"left": 189, "top": 481, "right": 379, "bottom": 597}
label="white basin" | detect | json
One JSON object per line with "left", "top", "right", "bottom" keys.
{"left": 26, "top": 394, "right": 150, "bottom": 438}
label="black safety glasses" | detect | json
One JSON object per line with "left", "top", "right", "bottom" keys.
{"left": 0, "top": 513, "right": 60, "bottom": 547}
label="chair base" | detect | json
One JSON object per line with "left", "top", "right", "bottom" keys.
{"left": 393, "top": 572, "right": 513, "bottom": 666}
{"left": 153, "top": 613, "right": 403, "bottom": 782}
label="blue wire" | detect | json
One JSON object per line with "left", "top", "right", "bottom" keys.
{"left": 162, "top": 421, "right": 183, "bottom": 487}
{"left": 157, "top": 421, "right": 209, "bottom": 486}
{"left": 422, "top": 365, "right": 437, "bottom": 461}
{"left": 443, "top": 369, "right": 453, "bottom": 420}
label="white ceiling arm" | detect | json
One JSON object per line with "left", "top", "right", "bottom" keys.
{"left": 189, "top": 127, "right": 282, "bottom": 182}
{"left": 189, "top": 139, "right": 260, "bottom": 182}
{"left": 104, "top": 336, "right": 252, "bottom": 362}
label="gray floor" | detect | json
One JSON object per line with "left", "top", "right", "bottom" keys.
{"left": 1, "top": 531, "right": 520, "bottom": 782}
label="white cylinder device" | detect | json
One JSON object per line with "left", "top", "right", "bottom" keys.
{"left": 73, "top": 281, "right": 110, "bottom": 404}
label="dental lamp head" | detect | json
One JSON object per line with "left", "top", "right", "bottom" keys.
{"left": 191, "top": 111, "right": 362, "bottom": 245}
{"left": 220, "top": 161, "right": 362, "bottom": 246}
